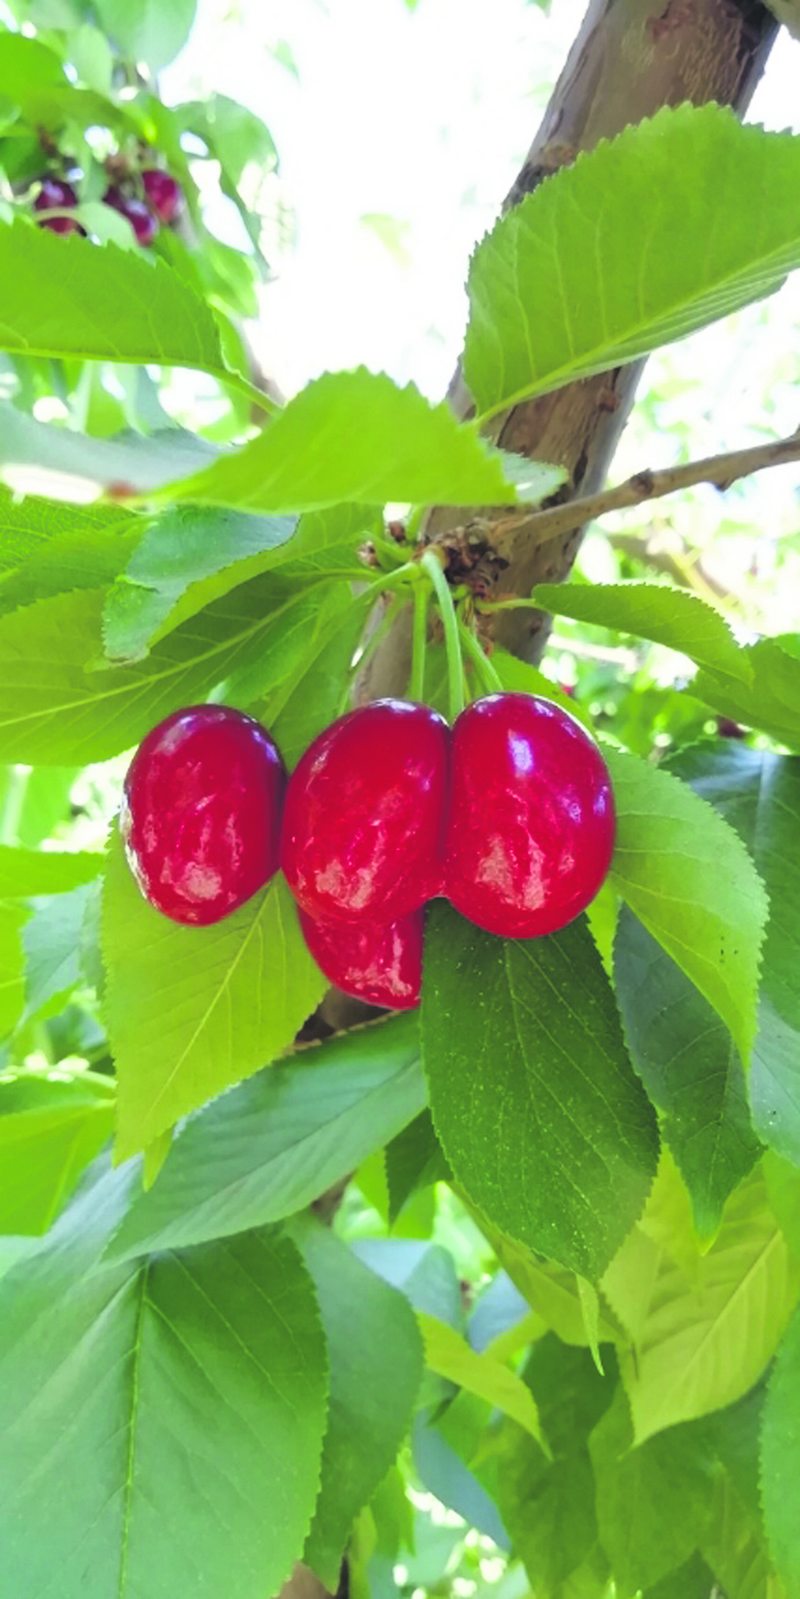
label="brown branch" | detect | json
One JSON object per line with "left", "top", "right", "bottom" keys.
{"left": 490, "top": 427, "right": 800, "bottom": 554}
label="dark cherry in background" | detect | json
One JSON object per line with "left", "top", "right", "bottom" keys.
{"left": 281, "top": 699, "right": 449, "bottom": 925}
{"left": 444, "top": 693, "right": 615, "bottom": 938}
{"left": 299, "top": 907, "right": 423, "bottom": 1010}
{"left": 141, "top": 168, "right": 184, "bottom": 224}
{"left": 34, "top": 177, "right": 81, "bottom": 234}
{"left": 104, "top": 186, "right": 159, "bottom": 246}
{"left": 121, "top": 705, "right": 285, "bottom": 926}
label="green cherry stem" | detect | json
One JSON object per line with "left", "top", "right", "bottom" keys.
{"left": 421, "top": 548, "right": 465, "bottom": 722}
{"left": 457, "top": 619, "right": 504, "bottom": 695}
{"left": 408, "top": 580, "right": 430, "bottom": 702}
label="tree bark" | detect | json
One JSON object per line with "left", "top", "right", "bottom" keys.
{"left": 362, "top": 0, "right": 778, "bottom": 697}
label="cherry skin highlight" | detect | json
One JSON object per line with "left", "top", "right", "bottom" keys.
{"left": 34, "top": 178, "right": 81, "bottom": 234}
{"left": 281, "top": 699, "right": 449, "bottom": 925}
{"left": 444, "top": 693, "right": 615, "bottom": 938}
{"left": 299, "top": 907, "right": 422, "bottom": 1010}
{"left": 104, "top": 186, "right": 158, "bottom": 246}
{"left": 141, "top": 168, "right": 184, "bottom": 224}
{"left": 120, "top": 705, "right": 286, "bottom": 926}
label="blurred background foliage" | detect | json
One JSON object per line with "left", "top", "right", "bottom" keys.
{"left": 1, "top": 3, "right": 799, "bottom": 1595}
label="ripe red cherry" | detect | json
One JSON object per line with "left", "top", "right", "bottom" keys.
{"left": 299, "top": 907, "right": 422, "bottom": 1010}
{"left": 141, "top": 168, "right": 184, "bottom": 224}
{"left": 34, "top": 177, "right": 82, "bottom": 234}
{"left": 444, "top": 693, "right": 615, "bottom": 938}
{"left": 120, "top": 705, "right": 285, "bottom": 926}
{"left": 104, "top": 186, "right": 158, "bottom": 246}
{"left": 281, "top": 700, "right": 449, "bottom": 925}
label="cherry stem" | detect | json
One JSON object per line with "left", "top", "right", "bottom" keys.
{"left": 409, "top": 581, "right": 429, "bottom": 702}
{"left": 457, "top": 620, "right": 503, "bottom": 695}
{"left": 475, "top": 596, "right": 539, "bottom": 613}
{"left": 421, "top": 549, "right": 465, "bottom": 722}
{"left": 350, "top": 593, "right": 406, "bottom": 680}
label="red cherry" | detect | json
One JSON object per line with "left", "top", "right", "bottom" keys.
{"left": 104, "top": 186, "right": 159, "bottom": 246}
{"left": 120, "top": 705, "right": 285, "bottom": 926}
{"left": 299, "top": 907, "right": 422, "bottom": 1010}
{"left": 444, "top": 693, "right": 615, "bottom": 938}
{"left": 141, "top": 168, "right": 184, "bottom": 224}
{"left": 281, "top": 699, "right": 449, "bottom": 924}
{"left": 34, "top": 177, "right": 82, "bottom": 235}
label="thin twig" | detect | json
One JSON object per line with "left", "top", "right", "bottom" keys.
{"left": 504, "top": 427, "right": 800, "bottom": 548}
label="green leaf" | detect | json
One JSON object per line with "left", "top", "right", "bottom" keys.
{"left": 671, "top": 746, "right": 800, "bottom": 1163}
{"left": 418, "top": 1312, "right": 545, "bottom": 1445}
{"left": 0, "top": 844, "right": 103, "bottom": 896}
{"left": 103, "top": 505, "right": 297, "bottom": 661}
{"left": 105, "top": 1010, "right": 423, "bottom": 1261}
{"left": 0, "top": 402, "right": 216, "bottom": 499}
{"left": 761, "top": 1304, "right": 800, "bottom": 1596}
{"left": 608, "top": 1170, "right": 799, "bottom": 1443}
{"left": 103, "top": 500, "right": 374, "bottom": 670}
{"left": 607, "top": 747, "right": 768, "bottom": 1064}
{"left": 589, "top": 1390, "right": 716, "bottom": 1594}
{"left": 0, "top": 573, "right": 344, "bottom": 765}
{"left": 693, "top": 638, "right": 800, "bottom": 749}
{"left": 385, "top": 1111, "right": 450, "bottom": 1222}
{"left": 614, "top": 909, "right": 760, "bottom": 1240}
{"left": 0, "top": 1160, "right": 328, "bottom": 1599}
{"left": 533, "top": 580, "right": 749, "bottom": 686}
{"left": 0, "top": 220, "right": 231, "bottom": 384}
{"left": 156, "top": 369, "right": 566, "bottom": 514}
{"left": 292, "top": 1220, "right": 423, "bottom": 1589}
{"left": 0, "top": 901, "right": 27, "bottom": 1039}
{"left": 642, "top": 1555, "right": 719, "bottom": 1599}
{"left": 0, "top": 481, "right": 133, "bottom": 574}
{"left": 103, "top": 835, "right": 326, "bottom": 1158}
{"left": 266, "top": 587, "right": 371, "bottom": 769}
{"left": 0, "top": 519, "right": 141, "bottom": 617}
{"left": 91, "top": 0, "right": 197, "bottom": 70}
{"left": 421, "top": 901, "right": 658, "bottom": 1279}
{"left": 180, "top": 92, "right": 277, "bottom": 187}
{"left": 22, "top": 881, "right": 98, "bottom": 1021}
{"left": 0, "top": 1068, "right": 114, "bottom": 1234}
{"left": 465, "top": 105, "right": 800, "bottom": 417}
{"left": 496, "top": 1339, "right": 614, "bottom": 1594}
{"left": 491, "top": 1232, "right": 624, "bottom": 1351}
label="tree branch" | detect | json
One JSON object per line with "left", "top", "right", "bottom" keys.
{"left": 481, "top": 426, "right": 800, "bottom": 560}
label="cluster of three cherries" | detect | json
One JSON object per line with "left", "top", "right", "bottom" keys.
{"left": 121, "top": 693, "right": 615, "bottom": 1010}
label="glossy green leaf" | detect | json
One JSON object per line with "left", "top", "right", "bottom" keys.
{"left": 0, "top": 221, "right": 232, "bottom": 383}
{"left": 103, "top": 835, "right": 325, "bottom": 1159}
{"left": 672, "top": 746, "right": 800, "bottom": 1164}
{"left": 465, "top": 105, "right": 800, "bottom": 416}
{"left": 266, "top": 587, "right": 371, "bottom": 769}
{"left": 694, "top": 638, "right": 800, "bottom": 749}
{"left": 156, "top": 369, "right": 566, "bottom": 513}
{"left": 93, "top": 0, "right": 197, "bottom": 68}
{"left": 0, "top": 572, "right": 343, "bottom": 765}
{"left": 0, "top": 1068, "right": 114, "bottom": 1234}
{"left": 0, "top": 1160, "right": 328, "bottom": 1599}
{"left": 614, "top": 908, "right": 760, "bottom": 1240}
{"left": 761, "top": 1304, "right": 800, "bottom": 1596}
{"left": 590, "top": 1390, "right": 716, "bottom": 1593}
{"left": 607, "top": 747, "right": 768, "bottom": 1064}
{"left": 293, "top": 1220, "right": 423, "bottom": 1588}
{"left": 106, "top": 1012, "right": 423, "bottom": 1261}
{"left": 418, "top": 1312, "right": 545, "bottom": 1444}
{"left": 0, "top": 521, "right": 141, "bottom": 617}
{"left": 421, "top": 901, "right": 658, "bottom": 1279}
{"left": 608, "top": 1171, "right": 799, "bottom": 1443}
{"left": 533, "top": 580, "right": 749, "bottom": 685}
